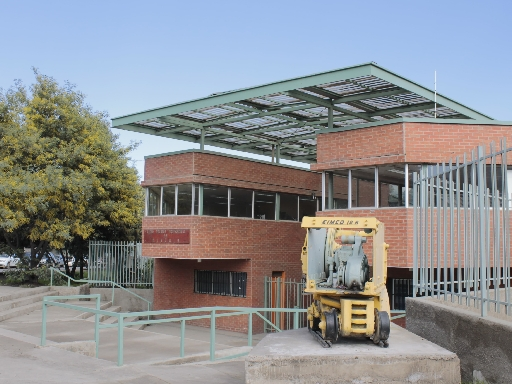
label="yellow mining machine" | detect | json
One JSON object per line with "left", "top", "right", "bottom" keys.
{"left": 301, "top": 217, "right": 390, "bottom": 348}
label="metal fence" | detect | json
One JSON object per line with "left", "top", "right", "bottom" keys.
{"left": 88, "top": 241, "right": 154, "bottom": 288}
{"left": 263, "top": 276, "right": 313, "bottom": 332}
{"left": 413, "top": 140, "right": 512, "bottom": 317}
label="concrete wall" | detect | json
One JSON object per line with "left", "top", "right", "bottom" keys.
{"left": 90, "top": 288, "right": 153, "bottom": 312}
{"left": 406, "top": 297, "right": 512, "bottom": 383}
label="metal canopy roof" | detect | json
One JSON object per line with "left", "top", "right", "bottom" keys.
{"left": 112, "top": 62, "right": 493, "bottom": 164}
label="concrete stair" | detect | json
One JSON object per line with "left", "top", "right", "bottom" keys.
{"left": 81, "top": 301, "right": 147, "bottom": 330}
{"left": 0, "top": 287, "right": 58, "bottom": 322}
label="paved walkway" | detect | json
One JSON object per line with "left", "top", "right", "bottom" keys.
{"left": 0, "top": 285, "right": 262, "bottom": 383}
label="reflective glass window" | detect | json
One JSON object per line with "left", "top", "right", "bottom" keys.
{"left": 254, "top": 192, "right": 275, "bottom": 220}
{"left": 279, "top": 193, "right": 298, "bottom": 221}
{"left": 162, "top": 186, "right": 175, "bottom": 215}
{"left": 352, "top": 168, "right": 376, "bottom": 208}
{"left": 147, "top": 187, "right": 161, "bottom": 216}
{"left": 230, "top": 188, "right": 253, "bottom": 218}
{"left": 299, "top": 195, "right": 317, "bottom": 221}
{"left": 177, "top": 184, "right": 193, "bottom": 215}
{"left": 203, "top": 185, "right": 229, "bottom": 217}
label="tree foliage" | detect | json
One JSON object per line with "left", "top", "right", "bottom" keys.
{"left": 0, "top": 71, "right": 144, "bottom": 273}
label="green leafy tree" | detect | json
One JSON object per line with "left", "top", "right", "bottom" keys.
{"left": 0, "top": 71, "right": 144, "bottom": 276}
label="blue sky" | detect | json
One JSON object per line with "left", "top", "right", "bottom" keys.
{"left": 1, "top": 0, "right": 511, "bottom": 178}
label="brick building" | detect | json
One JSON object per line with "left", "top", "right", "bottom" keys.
{"left": 112, "top": 63, "right": 511, "bottom": 330}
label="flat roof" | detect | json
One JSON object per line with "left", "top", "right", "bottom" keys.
{"left": 112, "top": 62, "right": 494, "bottom": 164}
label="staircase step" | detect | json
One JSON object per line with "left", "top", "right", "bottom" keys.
{"left": 0, "top": 301, "right": 47, "bottom": 322}
{"left": 76, "top": 301, "right": 113, "bottom": 319}
{"left": 85, "top": 305, "right": 122, "bottom": 322}
{"left": 125, "top": 315, "right": 146, "bottom": 330}
{"left": 0, "top": 290, "right": 59, "bottom": 312}
{"left": 0, "top": 286, "right": 52, "bottom": 303}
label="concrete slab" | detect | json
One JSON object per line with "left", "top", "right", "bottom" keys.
{"left": 245, "top": 325, "right": 461, "bottom": 384}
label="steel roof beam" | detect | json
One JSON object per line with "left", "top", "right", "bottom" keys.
{"left": 332, "top": 88, "right": 411, "bottom": 104}
{"left": 201, "top": 102, "right": 314, "bottom": 126}
{"left": 367, "top": 102, "right": 435, "bottom": 117}
{"left": 286, "top": 90, "right": 378, "bottom": 122}
{"left": 204, "top": 128, "right": 303, "bottom": 151}
{"left": 158, "top": 115, "right": 204, "bottom": 129}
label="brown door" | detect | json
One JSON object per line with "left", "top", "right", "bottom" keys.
{"left": 271, "top": 271, "right": 286, "bottom": 329}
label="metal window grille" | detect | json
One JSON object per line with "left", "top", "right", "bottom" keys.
{"left": 194, "top": 270, "right": 247, "bottom": 298}
{"left": 391, "top": 279, "right": 413, "bottom": 310}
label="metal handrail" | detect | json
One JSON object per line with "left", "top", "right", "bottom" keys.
{"left": 41, "top": 294, "right": 307, "bottom": 366}
{"left": 49, "top": 267, "right": 152, "bottom": 314}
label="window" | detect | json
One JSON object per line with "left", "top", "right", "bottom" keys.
{"left": 254, "top": 192, "right": 275, "bottom": 220}
{"left": 299, "top": 195, "right": 317, "bottom": 221}
{"left": 378, "top": 165, "right": 407, "bottom": 207}
{"left": 162, "top": 186, "right": 175, "bottom": 215}
{"left": 203, "top": 185, "right": 229, "bottom": 217}
{"left": 177, "top": 184, "right": 193, "bottom": 215}
{"left": 194, "top": 270, "right": 247, "bottom": 297}
{"left": 279, "top": 193, "right": 298, "bottom": 221}
{"left": 352, "top": 168, "right": 376, "bottom": 208}
{"left": 147, "top": 187, "right": 161, "bottom": 216}
{"left": 230, "top": 188, "right": 253, "bottom": 218}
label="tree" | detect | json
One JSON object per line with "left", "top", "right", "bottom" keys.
{"left": 0, "top": 71, "right": 144, "bottom": 276}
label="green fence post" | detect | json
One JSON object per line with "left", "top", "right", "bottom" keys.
{"left": 50, "top": 268, "right": 53, "bottom": 287}
{"left": 210, "top": 309, "right": 216, "bottom": 361}
{"left": 112, "top": 285, "right": 115, "bottom": 306}
{"left": 95, "top": 295, "right": 100, "bottom": 358}
{"left": 67, "top": 276, "right": 70, "bottom": 287}
{"left": 293, "top": 306, "right": 299, "bottom": 329}
{"left": 117, "top": 314, "right": 124, "bottom": 366}
{"left": 41, "top": 300, "right": 47, "bottom": 346}
{"left": 180, "top": 320, "right": 185, "bottom": 357}
{"left": 248, "top": 312, "right": 253, "bottom": 347}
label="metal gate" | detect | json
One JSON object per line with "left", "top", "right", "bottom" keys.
{"left": 412, "top": 140, "right": 512, "bottom": 317}
{"left": 88, "top": 241, "right": 154, "bottom": 287}
{"left": 263, "top": 276, "right": 312, "bottom": 332}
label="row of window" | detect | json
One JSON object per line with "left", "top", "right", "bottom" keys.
{"left": 194, "top": 270, "right": 247, "bottom": 297}
{"left": 146, "top": 184, "right": 318, "bottom": 221}
{"left": 324, "top": 164, "right": 418, "bottom": 209}
{"left": 324, "top": 164, "right": 512, "bottom": 210}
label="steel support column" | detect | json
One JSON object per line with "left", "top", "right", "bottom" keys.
{"left": 328, "top": 172, "right": 334, "bottom": 209}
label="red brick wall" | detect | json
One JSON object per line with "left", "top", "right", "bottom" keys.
{"left": 313, "top": 123, "right": 405, "bottom": 170}
{"left": 313, "top": 122, "right": 512, "bottom": 171}
{"left": 149, "top": 216, "right": 305, "bottom": 332}
{"left": 404, "top": 123, "right": 512, "bottom": 164}
{"left": 143, "top": 151, "right": 321, "bottom": 195}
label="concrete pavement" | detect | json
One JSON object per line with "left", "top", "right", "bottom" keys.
{"left": 0, "top": 285, "right": 257, "bottom": 383}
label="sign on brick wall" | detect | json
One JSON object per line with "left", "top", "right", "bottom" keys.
{"left": 144, "top": 229, "right": 190, "bottom": 244}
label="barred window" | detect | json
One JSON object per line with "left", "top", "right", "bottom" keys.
{"left": 194, "top": 270, "right": 247, "bottom": 298}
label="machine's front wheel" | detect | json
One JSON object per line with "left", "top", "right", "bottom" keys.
{"left": 323, "top": 308, "right": 339, "bottom": 343}
{"left": 372, "top": 310, "right": 390, "bottom": 347}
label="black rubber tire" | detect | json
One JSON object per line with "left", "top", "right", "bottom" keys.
{"left": 324, "top": 309, "right": 339, "bottom": 343}
{"left": 373, "top": 310, "right": 390, "bottom": 345}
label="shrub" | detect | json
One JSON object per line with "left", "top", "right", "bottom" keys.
{"left": 2, "top": 266, "right": 66, "bottom": 286}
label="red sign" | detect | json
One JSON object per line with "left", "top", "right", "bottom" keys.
{"left": 144, "top": 229, "right": 190, "bottom": 244}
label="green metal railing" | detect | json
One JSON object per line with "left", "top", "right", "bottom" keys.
{"left": 49, "top": 267, "right": 152, "bottom": 315}
{"left": 41, "top": 294, "right": 307, "bottom": 366}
